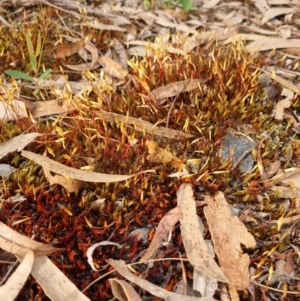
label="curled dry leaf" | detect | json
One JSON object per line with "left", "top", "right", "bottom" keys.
{"left": 98, "top": 56, "right": 128, "bottom": 80}
{"left": 139, "top": 207, "right": 180, "bottom": 262}
{"left": 147, "top": 79, "right": 206, "bottom": 103}
{"left": 0, "top": 250, "right": 34, "bottom": 301}
{"left": 109, "top": 278, "right": 142, "bottom": 301}
{"left": 31, "top": 99, "right": 80, "bottom": 118}
{"left": 0, "top": 132, "right": 41, "bottom": 160}
{"left": 0, "top": 222, "right": 61, "bottom": 257}
{"left": 43, "top": 34, "right": 93, "bottom": 59}
{"left": 97, "top": 110, "right": 193, "bottom": 139}
{"left": 43, "top": 165, "right": 84, "bottom": 193}
{"left": 21, "top": 150, "right": 155, "bottom": 183}
{"left": 87, "top": 241, "right": 125, "bottom": 271}
{"left": 275, "top": 87, "right": 293, "bottom": 120}
{"left": 146, "top": 140, "right": 186, "bottom": 170}
{"left": 203, "top": 192, "right": 256, "bottom": 290}
{"left": 0, "top": 100, "right": 28, "bottom": 121}
{"left": 177, "top": 184, "right": 229, "bottom": 283}
{"left": 107, "top": 259, "right": 217, "bottom": 301}
{"left": 17, "top": 255, "right": 91, "bottom": 301}
{"left": 66, "top": 42, "right": 99, "bottom": 71}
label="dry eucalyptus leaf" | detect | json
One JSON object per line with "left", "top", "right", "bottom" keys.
{"left": 0, "top": 250, "right": 34, "bottom": 301}
{"left": 261, "top": 8, "right": 295, "bottom": 25}
{"left": 0, "top": 133, "right": 41, "bottom": 159}
{"left": 107, "top": 259, "right": 217, "bottom": 301}
{"left": 109, "top": 278, "right": 142, "bottom": 301}
{"left": 66, "top": 42, "right": 99, "bottom": 71}
{"left": 98, "top": 56, "right": 128, "bottom": 80}
{"left": 203, "top": 192, "right": 256, "bottom": 290}
{"left": 146, "top": 140, "right": 186, "bottom": 170}
{"left": 0, "top": 222, "right": 61, "bottom": 257}
{"left": 31, "top": 99, "right": 79, "bottom": 118}
{"left": 19, "top": 255, "right": 91, "bottom": 301}
{"left": 147, "top": 79, "right": 206, "bottom": 102}
{"left": 177, "top": 184, "right": 229, "bottom": 283}
{"left": 247, "top": 38, "right": 300, "bottom": 52}
{"left": 0, "top": 100, "right": 28, "bottom": 120}
{"left": 21, "top": 150, "right": 155, "bottom": 183}
{"left": 87, "top": 241, "right": 125, "bottom": 271}
{"left": 275, "top": 87, "right": 293, "bottom": 120}
{"left": 43, "top": 165, "right": 84, "bottom": 193}
{"left": 97, "top": 110, "right": 193, "bottom": 139}
{"left": 43, "top": 34, "right": 93, "bottom": 59}
{"left": 139, "top": 207, "right": 180, "bottom": 262}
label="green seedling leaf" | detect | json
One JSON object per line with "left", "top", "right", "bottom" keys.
{"left": 38, "top": 69, "right": 52, "bottom": 81}
{"left": 4, "top": 70, "right": 34, "bottom": 82}
{"left": 25, "top": 30, "right": 37, "bottom": 72}
{"left": 178, "top": 0, "right": 193, "bottom": 12}
{"left": 25, "top": 30, "right": 34, "bottom": 53}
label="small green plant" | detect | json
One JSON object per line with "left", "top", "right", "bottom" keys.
{"left": 143, "top": 0, "right": 193, "bottom": 12}
{"left": 178, "top": 0, "right": 193, "bottom": 12}
{"left": 5, "top": 30, "right": 52, "bottom": 94}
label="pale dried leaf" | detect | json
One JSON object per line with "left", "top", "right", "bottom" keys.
{"left": 0, "top": 100, "right": 28, "bottom": 120}
{"left": 148, "top": 79, "right": 206, "bottom": 101}
{"left": 247, "top": 38, "right": 300, "bottom": 52}
{"left": 261, "top": 8, "right": 294, "bottom": 25}
{"left": 21, "top": 150, "right": 154, "bottom": 183}
{"left": 275, "top": 88, "right": 293, "bottom": 120}
{"left": 254, "top": 0, "right": 269, "bottom": 13}
{"left": 87, "top": 241, "right": 125, "bottom": 271}
{"left": 31, "top": 99, "right": 80, "bottom": 118}
{"left": 178, "top": 184, "right": 229, "bottom": 283}
{"left": 107, "top": 259, "right": 217, "bottom": 301}
{"left": 261, "top": 69, "right": 300, "bottom": 94}
{"left": 0, "top": 222, "right": 61, "bottom": 257}
{"left": 0, "top": 250, "right": 34, "bottom": 301}
{"left": 24, "top": 255, "right": 90, "bottom": 301}
{"left": 98, "top": 56, "right": 128, "bottom": 80}
{"left": 203, "top": 192, "right": 256, "bottom": 290}
{"left": 139, "top": 207, "right": 180, "bottom": 262}
{"left": 203, "top": 0, "right": 221, "bottom": 9}
{"left": 146, "top": 140, "right": 186, "bottom": 170}
{"left": 43, "top": 165, "right": 84, "bottom": 193}
{"left": 0, "top": 133, "right": 41, "bottom": 160}
{"left": 43, "top": 34, "right": 93, "bottom": 59}
{"left": 97, "top": 110, "right": 193, "bottom": 139}
{"left": 109, "top": 278, "right": 142, "bottom": 301}
{"left": 193, "top": 269, "right": 218, "bottom": 298}
{"left": 66, "top": 42, "right": 99, "bottom": 71}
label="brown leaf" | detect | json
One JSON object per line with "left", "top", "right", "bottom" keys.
{"left": 98, "top": 56, "right": 128, "bottom": 80}
{"left": 107, "top": 259, "right": 217, "bottom": 301}
{"left": 22, "top": 150, "right": 155, "bottom": 183}
{"left": 0, "top": 250, "right": 34, "bottom": 301}
{"left": 146, "top": 140, "right": 186, "bottom": 170}
{"left": 109, "top": 278, "right": 142, "bottom": 301}
{"left": 203, "top": 192, "right": 256, "bottom": 290}
{"left": 178, "top": 184, "right": 229, "bottom": 283}
{"left": 147, "top": 79, "right": 206, "bottom": 102}
{"left": 0, "top": 222, "right": 61, "bottom": 257}
{"left": 43, "top": 34, "right": 93, "bottom": 59}
{"left": 21, "top": 255, "right": 91, "bottom": 301}
{"left": 0, "top": 100, "right": 28, "bottom": 120}
{"left": 139, "top": 207, "right": 180, "bottom": 262}
{"left": 0, "top": 133, "right": 41, "bottom": 160}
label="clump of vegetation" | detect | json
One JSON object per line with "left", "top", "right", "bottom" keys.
{"left": 0, "top": 3, "right": 299, "bottom": 301}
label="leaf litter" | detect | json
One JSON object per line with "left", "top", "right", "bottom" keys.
{"left": 1, "top": 0, "right": 300, "bottom": 300}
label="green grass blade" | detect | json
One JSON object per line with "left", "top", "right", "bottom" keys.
{"left": 38, "top": 69, "right": 52, "bottom": 81}
{"left": 4, "top": 70, "right": 35, "bottom": 82}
